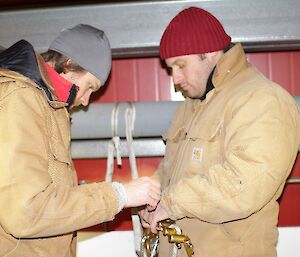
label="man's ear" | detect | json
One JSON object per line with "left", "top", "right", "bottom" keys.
{"left": 206, "top": 50, "right": 223, "bottom": 63}
{"left": 66, "top": 59, "right": 73, "bottom": 66}
{"left": 63, "top": 59, "right": 73, "bottom": 74}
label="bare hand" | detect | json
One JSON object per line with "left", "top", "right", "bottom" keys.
{"left": 123, "top": 176, "right": 161, "bottom": 209}
{"left": 139, "top": 203, "right": 169, "bottom": 233}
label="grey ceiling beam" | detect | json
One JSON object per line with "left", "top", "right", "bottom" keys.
{"left": 0, "top": 0, "right": 300, "bottom": 58}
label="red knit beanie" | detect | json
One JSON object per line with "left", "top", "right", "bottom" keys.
{"left": 160, "top": 7, "right": 231, "bottom": 59}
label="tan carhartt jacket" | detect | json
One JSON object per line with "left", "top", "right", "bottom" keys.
{"left": 157, "top": 43, "right": 300, "bottom": 257}
{"left": 0, "top": 49, "right": 119, "bottom": 256}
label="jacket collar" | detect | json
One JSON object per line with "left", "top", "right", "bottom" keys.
{"left": 199, "top": 66, "right": 215, "bottom": 101}
{"left": 190, "top": 43, "right": 248, "bottom": 110}
{"left": 212, "top": 43, "right": 248, "bottom": 91}
{"left": 44, "top": 62, "right": 78, "bottom": 106}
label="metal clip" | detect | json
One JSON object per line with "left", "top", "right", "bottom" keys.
{"left": 169, "top": 234, "right": 189, "bottom": 244}
{"left": 141, "top": 220, "right": 194, "bottom": 257}
{"left": 169, "top": 235, "right": 194, "bottom": 257}
{"left": 141, "top": 230, "right": 159, "bottom": 257}
{"left": 183, "top": 241, "right": 194, "bottom": 257}
{"left": 162, "top": 227, "right": 177, "bottom": 237}
{"left": 158, "top": 219, "right": 175, "bottom": 228}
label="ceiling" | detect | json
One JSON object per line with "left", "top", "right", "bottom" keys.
{"left": 1, "top": 0, "right": 300, "bottom": 57}
{"left": 0, "top": 0, "right": 146, "bottom": 10}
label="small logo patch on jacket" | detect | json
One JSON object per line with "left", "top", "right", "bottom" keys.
{"left": 192, "top": 147, "right": 203, "bottom": 161}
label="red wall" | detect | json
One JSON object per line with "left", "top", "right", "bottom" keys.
{"left": 75, "top": 51, "right": 300, "bottom": 231}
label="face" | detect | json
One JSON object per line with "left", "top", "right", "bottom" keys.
{"left": 60, "top": 70, "right": 102, "bottom": 108}
{"left": 165, "top": 52, "right": 220, "bottom": 99}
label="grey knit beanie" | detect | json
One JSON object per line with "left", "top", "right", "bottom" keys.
{"left": 49, "top": 24, "right": 112, "bottom": 84}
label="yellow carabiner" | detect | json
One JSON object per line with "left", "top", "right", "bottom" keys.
{"left": 141, "top": 219, "right": 194, "bottom": 257}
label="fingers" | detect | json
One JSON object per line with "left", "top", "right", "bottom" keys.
{"left": 141, "top": 219, "right": 150, "bottom": 228}
{"left": 150, "top": 204, "right": 169, "bottom": 233}
{"left": 139, "top": 203, "right": 170, "bottom": 234}
{"left": 148, "top": 211, "right": 160, "bottom": 234}
{"left": 150, "top": 220, "right": 159, "bottom": 234}
{"left": 147, "top": 195, "right": 160, "bottom": 210}
{"left": 147, "top": 204, "right": 157, "bottom": 212}
{"left": 139, "top": 208, "right": 150, "bottom": 228}
{"left": 140, "top": 215, "right": 150, "bottom": 228}
{"left": 141, "top": 177, "right": 161, "bottom": 197}
{"left": 149, "top": 189, "right": 161, "bottom": 202}
{"left": 122, "top": 176, "right": 161, "bottom": 208}
{"left": 143, "top": 176, "right": 161, "bottom": 207}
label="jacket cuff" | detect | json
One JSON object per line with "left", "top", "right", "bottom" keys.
{"left": 111, "top": 182, "right": 127, "bottom": 212}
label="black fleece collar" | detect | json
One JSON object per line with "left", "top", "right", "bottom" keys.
{"left": 0, "top": 40, "right": 53, "bottom": 101}
{"left": 199, "top": 66, "right": 216, "bottom": 101}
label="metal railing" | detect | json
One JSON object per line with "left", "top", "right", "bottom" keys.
{"left": 287, "top": 177, "right": 300, "bottom": 184}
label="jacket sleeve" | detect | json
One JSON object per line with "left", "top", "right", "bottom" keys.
{"left": 0, "top": 86, "right": 119, "bottom": 238}
{"left": 161, "top": 88, "right": 300, "bottom": 223}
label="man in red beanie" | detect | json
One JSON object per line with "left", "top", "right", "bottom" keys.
{"left": 140, "top": 6, "right": 300, "bottom": 257}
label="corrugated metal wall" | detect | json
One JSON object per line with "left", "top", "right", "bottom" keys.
{"left": 75, "top": 50, "right": 300, "bottom": 231}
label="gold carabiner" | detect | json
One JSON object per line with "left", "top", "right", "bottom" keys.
{"left": 141, "top": 219, "right": 194, "bottom": 257}
{"left": 168, "top": 234, "right": 194, "bottom": 257}
{"left": 142, "top": 228, "right": 159, "bottom": 257}
{"left": 183, "top": 241, "right": 194, "bottom": 257}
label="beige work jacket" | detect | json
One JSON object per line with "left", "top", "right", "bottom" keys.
{"left": 157, "top": 43, "right": 300, "bottom": 257}
{"left": 0, "top": 54, "right": 119, "bottom": 257}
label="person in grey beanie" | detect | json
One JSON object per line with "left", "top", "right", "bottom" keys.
{"left": 0, "top": 24, "right": 160, "bottom": 257}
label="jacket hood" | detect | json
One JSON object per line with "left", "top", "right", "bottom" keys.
{"left": 0, "top": 40, "right": 53, "bottom": 101}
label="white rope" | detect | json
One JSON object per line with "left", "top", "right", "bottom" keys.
{"left": 104, "top": 102, "right": 143, "bottom": 255}
{"left": 125, "top": 102, "right": 143, "bottom": 256}
{"left": 125, "top": 102, "right": 138, "bottom": 179}
{"left": 150, "top": 238, "right": 159, "bottom": 257}
{"left": 169, "top": 224, "right": 182, "bottom": 257}
{"left": 105, "top": 103, "right": 122, "bottom": 182}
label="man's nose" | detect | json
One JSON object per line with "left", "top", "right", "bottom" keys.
{"left": 173, "top": 72, "right": 182, "bottom": 85}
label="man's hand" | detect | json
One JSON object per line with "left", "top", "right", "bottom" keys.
{"left": 123, "top": 176, "right": 161, "bottom": 209}
{"left": 139, "top": 203, "right": 169, "bottom": 233}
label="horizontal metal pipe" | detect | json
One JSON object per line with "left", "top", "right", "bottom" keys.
{"left": 70, "top": 101, "right": 180, "bottom": 139}
{"left": 71, "top": 137, "right": 300, "bottom": 159}
{"left": 71, "top": 97, "right": 300, "bottom": 140}
{"left": 71, "top": 138, "right": 166, "bottom": 159}
{"left": 286, "top": 178, "right": 300, "bottom": 184}
{"left": 71, "top": 98, "right": 300, "bottom": 153}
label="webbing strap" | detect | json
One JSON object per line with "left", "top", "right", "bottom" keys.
{"left": 105, "top": 103, "right": 121, "bottom": 182}
{"left": 125, "top": 102, "right": 143, "bottom": 255}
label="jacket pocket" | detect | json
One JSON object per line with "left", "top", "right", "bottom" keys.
{"left": 188, "top": 118, "right": 224, "bottom": 142}
{"left": 163, "top": 126, "right": 186, "bottom": 142}
{"left": 183, "top": 118, "right": 225, "bottom": 176}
